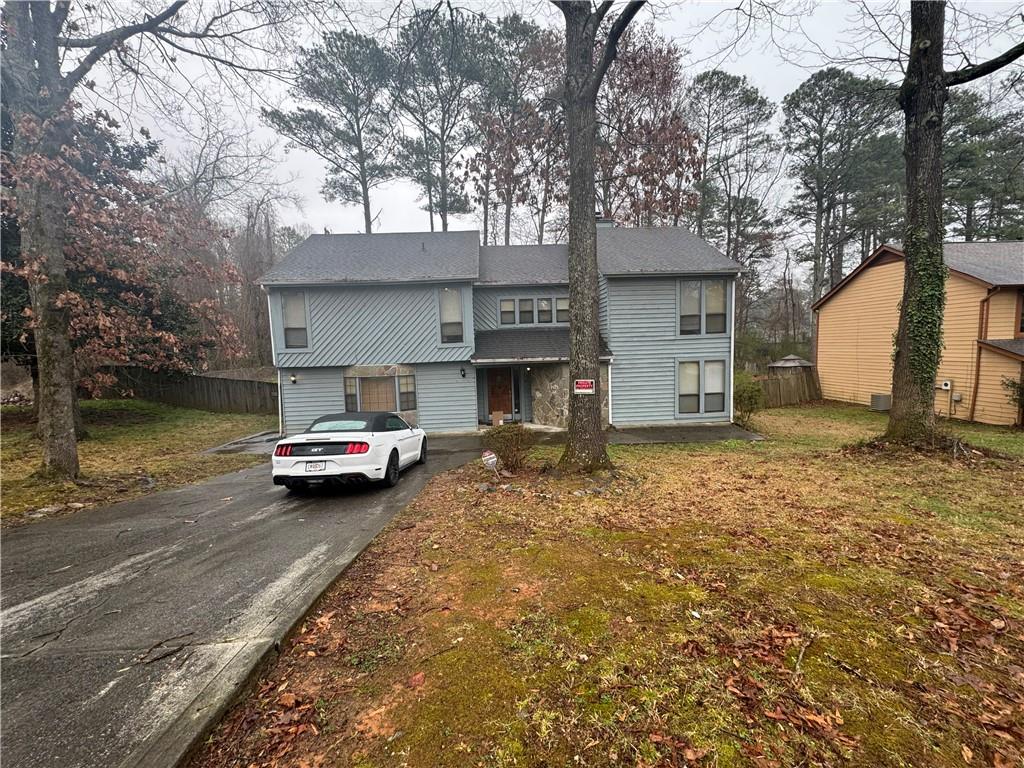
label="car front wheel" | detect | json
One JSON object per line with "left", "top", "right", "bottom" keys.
{"left": 381, "top": 450, "right": 400, "bottom": 488}
{"left": 416, "top": 437, "right": 427, "bottom": 465}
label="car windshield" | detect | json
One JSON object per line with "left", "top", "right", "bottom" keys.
{"left": 307, "top": 418, "right": 371, "bottom": 432}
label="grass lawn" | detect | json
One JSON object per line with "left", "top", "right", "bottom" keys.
{"left": 191, "top": 403, "right": 1022, "bottom": 768}
{"left": 1, "top": 399, "right": 276, "bottom": 521}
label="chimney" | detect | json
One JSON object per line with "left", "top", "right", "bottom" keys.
{"left": 595, "top": 213, "right": 615, "bottom": 229}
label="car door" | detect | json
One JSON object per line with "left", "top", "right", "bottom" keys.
{"left": 385, "top": 415, "right": 418, "bottom": 465}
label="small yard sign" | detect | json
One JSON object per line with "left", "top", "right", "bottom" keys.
{"left": 481, "top": 449, "right": 498, "bottom": 470}
{"left": 573, "top": 379, "right": 596, "bottom": 395}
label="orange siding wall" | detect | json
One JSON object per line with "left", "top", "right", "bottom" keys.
{"left": 974, "top": 349, "right": 1022, "bottom": 426}
{"left": 816, "top": 262, "right": 1017, "bottom": 425}
{"left": 985, "top": 289, "right": 1021, "bottom": 339}
{"left": 816, "top": 260, "right": 903, "bottom": 406}
{"left": 934, "top": 276, "right": 987, "bottom": 419}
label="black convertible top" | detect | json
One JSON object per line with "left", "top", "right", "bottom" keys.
{"left": 304, "top": 412, "right": 402, "bottom": 433}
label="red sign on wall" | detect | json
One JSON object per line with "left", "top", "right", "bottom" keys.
{"left": 573, "top": 379, "right": 596, "bottom": 395}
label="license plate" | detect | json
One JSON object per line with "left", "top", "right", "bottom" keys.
{"left": 305, "top": 461, "right": 326, "bottom": 472}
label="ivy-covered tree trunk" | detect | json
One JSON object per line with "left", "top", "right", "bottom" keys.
{"left": 887, "top": 1, "right": 948, "bottom": 441}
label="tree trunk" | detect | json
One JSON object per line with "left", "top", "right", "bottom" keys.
{"left": 559, "top": 5, "right": 610, "bottom": 472}
{"left": 887, "top": 0, "right": 947, "bottom": 441}
{"left": 16, "top": 126, "right": 81, "bottom": 477}
{"left": 504, "top": 188, "right": 513, "bottom": 246}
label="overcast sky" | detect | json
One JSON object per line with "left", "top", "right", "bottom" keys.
{"left": 140, "top": 1, "right": 1023, "bottom": 239}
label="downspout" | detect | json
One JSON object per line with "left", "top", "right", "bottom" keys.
{"left": 267, "top": 289, "right": 283, "bottom": 436}
{"left": 607, "top": 360, "right": 613, "bottom": 427}
{"left": 968, "top": 286, "right": 998, "bottom": 422}
{"left": 730, "top": 274, "right": 738, "bottom": 423}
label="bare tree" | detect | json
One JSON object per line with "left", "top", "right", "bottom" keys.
{"left": 1, "top": 1, "right": 297, "bottom": 478}
{"left": 554, "top": 0, "right": 646, "bottom": 472}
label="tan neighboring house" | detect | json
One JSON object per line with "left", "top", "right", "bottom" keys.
{"left": 813, "top": 242, "right": 1024, "bottom": 426}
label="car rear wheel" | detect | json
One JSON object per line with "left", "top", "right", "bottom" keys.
{"left": 416, "top": 437, "right": 427, "bottom": 465}
{"left": 381, "top": 450, "right": 400, "bottom": 487}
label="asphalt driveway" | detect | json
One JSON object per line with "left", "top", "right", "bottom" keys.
{"left": 1, "top": 446, "right": 475, "bottom": 768}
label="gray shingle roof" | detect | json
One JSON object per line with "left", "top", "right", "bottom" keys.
{"left": 943, "top": 242, "right": 1023, "bottom": 286}
{"left": 259, "top": 231, "right": 480, "bottom": 285}
{"left": 597, "top": 227, "right": 742, "bottom": 276}
{"left": 478, "top": 245, "right": 569, "bottom": 285}
{"left": 261, "top": 226, "right": 741, "bottom": 286}
{"left": 471, "top": 328, "right": 612, "bottom": 362}
{"left": 981, "top": 339, "right": 1024, "bottom": 359}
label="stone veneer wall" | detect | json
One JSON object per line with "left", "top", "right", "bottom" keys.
{"left": 529, "top": 363, "right": 609, "bottom": 428}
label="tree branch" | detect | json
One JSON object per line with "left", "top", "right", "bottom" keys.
{"left": 944, "top": 40, "right": 1024, "bottom": 87}
{"left": 61, "top": 0, "right": 189, "bottom": 93}
{"left": 588, "top": 0, "right": 647, "bottom": 98}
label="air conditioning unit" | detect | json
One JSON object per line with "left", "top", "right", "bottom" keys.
{"left": 870, "top": 393, "right": 892, "bottom": 412}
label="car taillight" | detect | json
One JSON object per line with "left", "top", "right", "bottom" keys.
{"left": 274, "top": 444, "right": 293, "bottom": 457}
{"left": 344, "top": 442, "right": 369, "bottom": 454}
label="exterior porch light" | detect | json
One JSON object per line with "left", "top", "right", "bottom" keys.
{"left": 289, "top": 374, "right": 297, "bottom": 384}
{"left": 460, "top": 367, "right": 466, "bottom": 378}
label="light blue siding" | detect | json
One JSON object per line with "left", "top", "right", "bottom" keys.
{"left": 280, "top": 363, "right": 477, "bottom": 434}
{"left": 606, "top": 277, "right": 733, "bottom": 425}
{"left": 598, "top": 275, "right": 609, "bottom": 335}
{"left": 473, "top": 286, "right": 569, "bottom": 331}
{"left": 270, "top": 283, "right": 474, "bottom": 367}
{"left": 414, "top": 363, "right": 479, "bottom": 432}
{"left": 279, "top": 367, "right": 346, "bottom": 435}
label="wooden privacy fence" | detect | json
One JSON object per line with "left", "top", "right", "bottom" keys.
{"left": 121, "top": 369, "right": 278, "bottom": 414}
{"left": 758, "top": 368, "right": 821, "bottom": 408}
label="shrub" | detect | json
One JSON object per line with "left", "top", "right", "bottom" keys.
{"left": 733, "top": 371, "right": 765, "bottom": 428}
{"left": 1002, "top": 376, "right": 1024, "bottom": 425}
{"left": 482, "top": 422, "right": 535, "bottom": 472}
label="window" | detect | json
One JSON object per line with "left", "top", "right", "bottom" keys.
{"left": 678, "top": 359, "right": 728, "bottom": 415}
{"left": 500, "top": 299, "right": 516, "bottom": 325}
{"left": 679, "top": 281, "right": 701, "bottom": 335}
{"left": 537, "top": 298, "right": 553, "bottom": 323}
{"left": 398, "top": 375, "right": 417, "bottom": 410}
{"left": 704, "top": 360, "right": 726, "bottom": 412}
{"left": 359, "top": 376, "right": 397, "bottom": 410}
{"left": 679, "top": 279, "right": 728, "bottom": 335}
{"left": 1017, "top": 290, "right": 1024, "bottom": 337}
{"left": 439, "top": 287, "right": 464, "bottom": 344}
{"left": 385, "top": 415, "right": 409, "bottom": 431}
{"left": 344, "top": 377, "right": 358, "bottom": 411}
{"left": 705, "top": 280, "right": 727, "bottom": 334}
{"left": 518, "top": 298, "right": 535, "bottom": 324}
{"left": 343, "top": 375, "right": 417, "bottom": 412}
{"left": 556, "top": 297, "right": 570, "bottom": 323}
{"left": 678, "top": 361, "right": 700, "bottom": 413}
{"left": 282, "top": 290, "right": 308, "bottom": 348}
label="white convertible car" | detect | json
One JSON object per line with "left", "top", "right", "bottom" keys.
{"left": 272, "top": 412, "right": 426, "bottom": 490}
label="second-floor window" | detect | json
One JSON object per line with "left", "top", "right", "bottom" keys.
{"left": 282, "top": 290, "right": 308, "bottom": 348}
{"left": 497, "top": 295, "right": 569, "bottom": 326}
{"left": 679, "top": 279, "right": 728, "bottom": 335}
{"left": 439, "top": 287, "right": 464, "bottom": 344}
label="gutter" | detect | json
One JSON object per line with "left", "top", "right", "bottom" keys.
{"left": 471, "top": 356, "right": 614, "bottom": 365}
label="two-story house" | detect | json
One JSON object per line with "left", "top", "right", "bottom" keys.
{"left": 260, "top": 227, "right": 743, "bottom": 434}
{"left": 813, "top": 241, "right": 1024, "bottom": 426}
